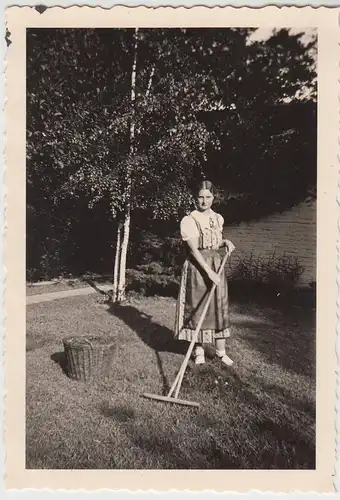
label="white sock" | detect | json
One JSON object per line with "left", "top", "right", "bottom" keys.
{"left": 216, "top": 349, "right": 226, "bottom": 358}
{"left": 194, "top": 345, "right": 205, "bottom": 364}
{"left": 195, "top": 346, "right": 205, "bottom": 356}
{"left": 216, "top": 349, "right": 234, "bottom": 366}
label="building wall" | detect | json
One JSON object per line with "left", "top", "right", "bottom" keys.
{"left": 223, "top": 201, "right": 316, "bottom": 287}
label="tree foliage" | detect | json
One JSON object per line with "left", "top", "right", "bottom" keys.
{"left": 26, "top": 27, "right": 317, "bottom": 280}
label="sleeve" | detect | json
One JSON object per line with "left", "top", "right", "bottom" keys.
{"left": 180, "top": 216, "right": 199, "bottom": 241}
{"left": 217, "top": 213, "right": 224, "bottom": 230}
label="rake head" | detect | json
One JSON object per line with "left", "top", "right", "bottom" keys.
{"left": 142, "top": 392, "right": 200, "bottom": 408}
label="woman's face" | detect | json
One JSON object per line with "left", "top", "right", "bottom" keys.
{"left": 197, "top": 189, "right": 214, "bottom": 212}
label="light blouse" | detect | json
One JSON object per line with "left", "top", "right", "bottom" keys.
{"left": 180, "top": 210, "right": 224, "bottom": 250}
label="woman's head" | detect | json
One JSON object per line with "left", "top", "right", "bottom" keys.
{"left": 196, "top": 180, "right": 215, "bottom": 212}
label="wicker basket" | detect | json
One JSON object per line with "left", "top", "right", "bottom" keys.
{"left": 63, "top": 335, "right": 116, "bottom": 382}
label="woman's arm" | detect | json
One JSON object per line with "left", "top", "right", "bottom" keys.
{"left": 186, "top": 239, "right": 220, "bottom": 285}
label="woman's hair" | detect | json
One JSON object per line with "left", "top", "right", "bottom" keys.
{"left": 196, "top": 180, "right": 216, "bottom": 196}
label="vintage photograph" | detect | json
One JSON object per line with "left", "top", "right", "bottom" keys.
{"left": 25, "top": 25, "right": 317, "bottom": 471}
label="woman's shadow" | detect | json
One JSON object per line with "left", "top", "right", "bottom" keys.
{"left": 106, "top": 301, "right": 188, "bottom": 395}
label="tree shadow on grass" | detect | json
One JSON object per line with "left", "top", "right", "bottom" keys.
{"left": 252, "top": 418, "right": 315, "bottom": 469}
{"left": 230, "top": 294, "right": 316, "bottom": 378}
{"left": 83, "top": 279, "right": 110, "bottom": 296}
{"left": 263, "top": 381, "right": 316, "bottom": 415}
{"left": 106, "top": 303, "right": 188, "bottom": 395}
{"left": 227, "top": 371, "right": 315, "bottom": 468}
{"left": 107, "top": 303, "right": 187, "bottom": 355}
{"left": 129, "top": 430, "right": 243, "bottom": 469}
{"left": 240, "top": 322, "right": 316, "bottom": 378}
{"left": 99, "top": 403, "right": 136, "bottom": 423}
{"left": 193, "top": 368, "right": 315, "bottom": 469}
{"left": 51, "top": 351, "right": 69, "bottom": 377}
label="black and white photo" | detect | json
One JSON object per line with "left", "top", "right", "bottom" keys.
{"left": 4, "top": 4, "right": 338, "bottom": 493}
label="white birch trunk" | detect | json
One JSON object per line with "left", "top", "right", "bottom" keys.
{"left": 146, "top": 64, "right": 155, "bottom": 98}
{"left": 115, "top": 28, "right": 139, "bottom": 302}
{"left": 116, "top": 209, "right": 131, "bottom": 302}
{"left": 112, "top": 222, "right": 122, "bottom": 301}
{"left": 136, "top": 64, "right": 155, "bottom": 136}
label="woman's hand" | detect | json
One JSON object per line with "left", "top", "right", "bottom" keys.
{"left": 223, "top": 239, "right": 235, "bottom": 256}
{"left": 207, "top": 269, "right": 221, "bottom": 286}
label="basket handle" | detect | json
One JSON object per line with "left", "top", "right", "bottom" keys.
{"left": 68, "top": 337, "right": 94, "bottom": 348}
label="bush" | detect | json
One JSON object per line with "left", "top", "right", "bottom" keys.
{"left": 126, "top": 268, "right": 180, "bottom": 298}
{"left": 136, "top": 262, "right": 171, "bottom": 275}
{"left": 229, "top": 251, "right": 305, "bottom": 294}
{"left": 129, "top": 230, "right": 184, "bottom": 274}
{"left": 26, "top": 234, "right": 70, "bottom": 282}
{"left": 161, "top": 236, "right": 185, "bottom": 272}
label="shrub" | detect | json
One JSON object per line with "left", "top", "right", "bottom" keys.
{"left": 136, "top": 262, "right": 167, "bottom": 275}
{"left": 130, "top": 231, "right": 164, "bottom": 266}
{"left": 130, "top": 231, "right": 184, "bottom": 275}
{"left": 26, "top": 235, "right": 69, "bottom": 282}
{"left": 230, "top": 251, "right": 304, "bottom": 291}
{"left": 126, "top": 268, "right": 179, "bottom": 298}
{"left": 161, "top": 236, "right": 185, "bottom": 272}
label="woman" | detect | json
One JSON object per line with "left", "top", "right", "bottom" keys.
{"left": 175, "top": 180, "right": 235, "bottom": 365}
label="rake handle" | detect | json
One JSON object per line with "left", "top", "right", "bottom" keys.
{"left": 168, "top": 251, "right": 229, "bottom": 399}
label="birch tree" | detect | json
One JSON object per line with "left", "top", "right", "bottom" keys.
{"left": 61, "top": 28, "right": 223, "bottom": 302}
{"left": 113, "top": 28, "right": 139, "bottom": 302}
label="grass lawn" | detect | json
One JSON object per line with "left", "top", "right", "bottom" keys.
{"left": 26, "top": 292, "right": 315, "bottom": 469}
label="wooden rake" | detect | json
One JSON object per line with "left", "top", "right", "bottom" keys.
{"left": 142, "top": 251, "right": 229, "bottom": 408}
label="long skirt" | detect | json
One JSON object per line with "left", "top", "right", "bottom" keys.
{"left": 175, "top": 248, "right": 230, "bottom": 344}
